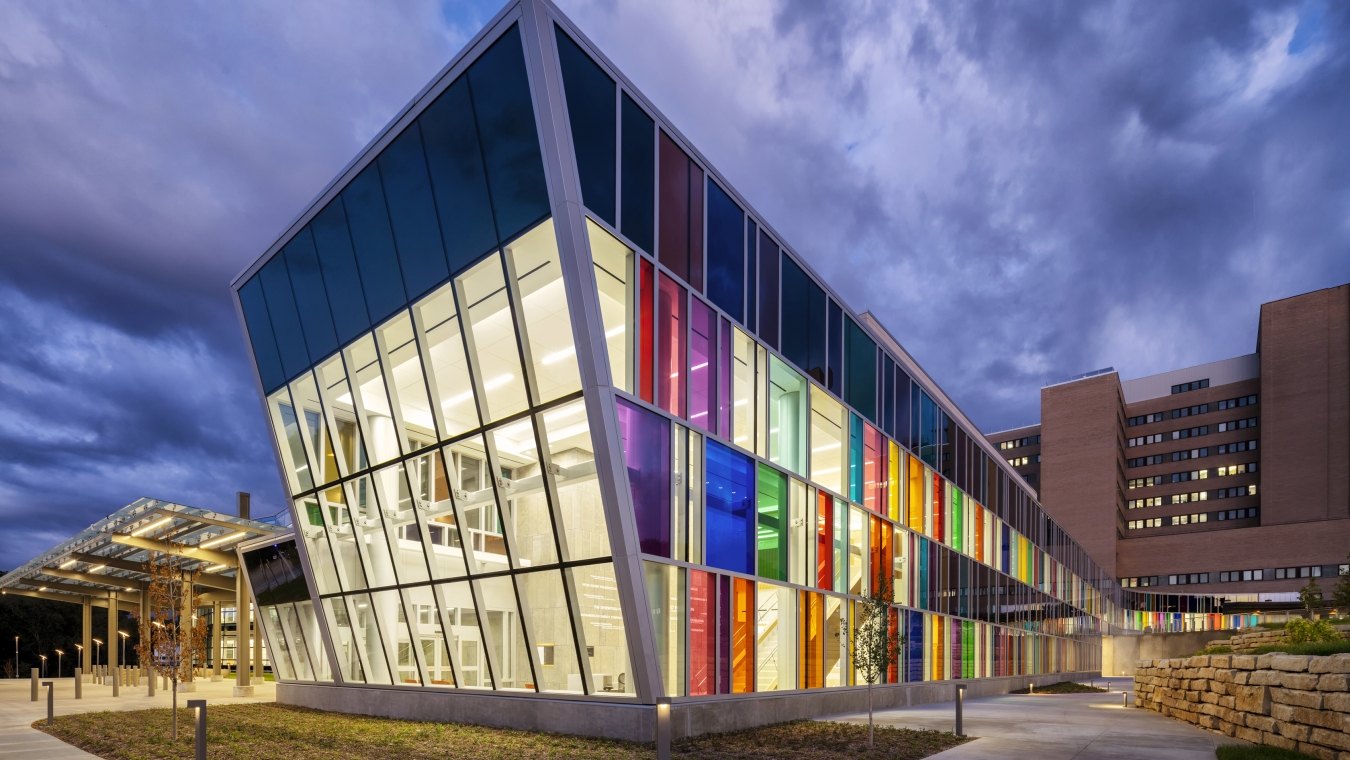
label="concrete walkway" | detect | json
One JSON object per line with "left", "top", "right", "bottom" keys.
{"left": 827, "top": 677, "right": 1246, "bottom": 760}
{"left": 0, "top": 676, "right": 275, "bottom": 759}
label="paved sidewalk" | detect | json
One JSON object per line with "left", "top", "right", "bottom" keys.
{"left": 826, "top": 677, "right": 1245, "bottom": 760}
{"left": 0, "top": 675, "right": 275, "bottom": 759}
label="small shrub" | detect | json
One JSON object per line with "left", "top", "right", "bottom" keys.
{"left": 1284, "top": 617, "right": 1342, "bottom": 645}
{"left": 1250, "top": 640, "right": 1350, "bottom": 656}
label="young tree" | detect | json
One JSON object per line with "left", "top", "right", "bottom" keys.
{"left": 849, "top": 574, "right": 903, "bottom": 747}
{"left": 1298, "top": 578, "right": 1324, "bottom": 618}
{"left": 1333, "top": 554, "right": 1350, "bottom": 616}
{"left": 135, "top": 553, "right": 207, "bottom": 740}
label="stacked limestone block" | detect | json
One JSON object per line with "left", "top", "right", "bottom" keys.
{"left": 1204, "top": 626, "right": 1350, "bottom": 654}
{"left": 1135, "top": 653, "right": 1350, "bottom": 760}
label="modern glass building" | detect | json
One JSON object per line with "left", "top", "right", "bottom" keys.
{"left": 230, "top": 0, "right": 1223, "bottom": 738}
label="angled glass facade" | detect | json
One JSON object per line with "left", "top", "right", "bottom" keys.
{"left": 232, "top": 0, "right": 1226, "bottom": 715}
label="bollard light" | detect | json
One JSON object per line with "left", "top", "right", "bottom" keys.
{"left": 655, "top": 696, "right": 671, "bottom": 760}
{"left": 1029, "top": 681, "right": 1035, "bottom": 695}
{"left": 187, "top": 699, "right": 207, "bottom": 760}
{"left": 1122, "top": 691, "right": 1128, "bottom": 708}
{"left": 955, "top": 684, "right": 967, "bottom": 737}
{"left": 43, "top": 681, "right": 54, "bottom": 726}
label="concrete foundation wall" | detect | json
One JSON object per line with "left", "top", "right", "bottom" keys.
{"left": 1103, "top": 632, "right": 1229, "bottom": 676}
{"left": 279, "top": 671, "right": 1099, "bottom": 741}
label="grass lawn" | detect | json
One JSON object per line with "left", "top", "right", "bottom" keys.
{"left": 1216, "top": 744, "right": 1320, "bottom": 759}
{"left": 1248, "top": 640, "right": 1350, "bottom": 656}
{"left": 1010, "top": 681, "right": 1108, "bottom": 694}
{"left": 36, "top": 703, "right": 969, "bottom": 760}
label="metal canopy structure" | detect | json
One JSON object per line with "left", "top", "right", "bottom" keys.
{"left": 0, "top": 497, "right": 284, "bottom": 610}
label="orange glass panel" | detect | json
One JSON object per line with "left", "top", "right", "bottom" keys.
{"left": 799, "top": 590, "right": 823, "bottom": 689}
{"left": 732, "top": 577, "right": 754, "bottom": 693}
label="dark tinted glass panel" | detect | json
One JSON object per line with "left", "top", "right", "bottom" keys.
{"left": 378, "top": 122, "right": 449, "bottom": 299}
{"left": 689, "top": 162, "right": 704, "bottom": 293}
{"left": 259, "top": 255, "right": 310, "bottom": 379}
{"left": 882, "top": 359, "right": 896, "bottom": 439}
{"left": 779, "top": 255, "right": 826, "bottom": 384}
{"left": 468, "top": 25, "right": 550, "bottom": 242}
{"left": 705, "top": 180, "right": 744, "bottom": 322}
{"left": 827, "top": 299, "right": 842, "bottom": 396}
{"left": 243, "top": 540, "right": 310, "bottom": 606}
{"left": 756, "top": 230, "right": 779, "bottom": 351}
{"left": 555, "top": 27, "right": 616, "bottom": 225}
{"left": 845, "top": 317, "right": 876, "bottom": 421}
{"left": 343, "top": 165, "right": 406, "bottom": 322}
{"left": 658, "top": 131, "right": 690, "bottom": 281}
{"left": 620, "top": 93, "right": 654, "bottom": 253}
{"left": 239, "top": 276, "right": 284, "bottom": 392}
{"left": 282, "top": 228, "right": 338, "bottom": 361}
{"left": 421, "top": 78, "right": 499, "bottom": 274}
{"left": 705, "top": 439, "right": 754, "bottom": 575}
{"left": 311, "top": 199, "right": 370, "bottom": 344}
{"left": 919, "top": 390, "right": 936, "bottom": 467}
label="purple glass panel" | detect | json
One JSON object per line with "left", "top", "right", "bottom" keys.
{"left": 688, "top": 298, "right": 715, "bottom": 433}
{"left": 718, "top": 573, "right": 731, "bottom": 694}
{"left": 616, "top": 398, "right": 671, "bottom": 557}
{"left": 717, "top": 318, "right": 732, "bottom": 435}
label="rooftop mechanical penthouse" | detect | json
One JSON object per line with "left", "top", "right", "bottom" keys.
{"left": 230, "top": 0, "right": 1229, "bottom": 738}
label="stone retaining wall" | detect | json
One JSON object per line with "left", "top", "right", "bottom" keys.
{"left": 1134, "top": 653, "right": 1350, "bottom": 760}
{"left": 1205, "top": 626, "right": 1350, "bottom": 654}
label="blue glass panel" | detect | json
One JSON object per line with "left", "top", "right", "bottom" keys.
{"left": 848, "top": 413, "right": 863, "bottom": 503}
{"left": 421, "top": 78, "right": 498, "bottom": 274}
{"left": 620, "top": 93, "right": 654, "bottom": 253}
{"left": 310, "top": 198, "right": 370, "bottom": 344}
{"left": 705, "top": 439, "right": 754, "bottom": 575}
{"left": 468, "top": 25, "right": 550, "bottom": 242}
{"left": 258, "top": 255, "right": 309, "bottom": 379}
{"left": 282, "top": 228, "right": 338, "bottom": 361}
{"left": 238, "top": 276, "right": 284, "bottom": 392}
{"left": 378, "top": 122, "right": 449, "bottom": 299}
{"left": 845, "top": 317, "right": 876, "bottom": 421}
{"left": 907, "top": 610, "right": 924, "bottom": 682}
{"left": 555, "top": 26, "right": 616, "bottom": 225}
{"left": 1001, "top": 523, "right": 1011, "bottom": 573}
{"left": 616, "top": 399, "right": 671, "bottom": 556}
{"left": 705, "top": 180, "right": 744, "bottom": 323}
{"left": 343, "top": 165, "right": 406, "bottom": 323}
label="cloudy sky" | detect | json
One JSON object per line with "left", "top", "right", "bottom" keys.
{"left": 0, "top": 0, "right": 1346, "bottom": 569}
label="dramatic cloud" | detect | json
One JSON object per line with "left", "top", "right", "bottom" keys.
{"left": 1, "top": 0, "right": 1347, "bottom": 568}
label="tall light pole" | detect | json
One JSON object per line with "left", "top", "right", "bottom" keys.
{"left": 92, "top": 638, "right": 103, "bottom": 668}
{"left": 55, "top": 649, "right": 64, "bottom": 678}
{"left": 75, "top": 644, "right": 84, "bottom": 675}
{"left": 118, "top": 631, "right": 129, "bottom": 669}
{"left": 39, "top": 654, "right": 47, "bottom": 679}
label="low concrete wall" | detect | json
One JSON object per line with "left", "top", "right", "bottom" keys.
{"left": 280, "top": 671, "right": 1098, "bottom": 742}
{"left": 1135, "top": 653, "right": 1350, "bottom": 760}
{"left": 1103, "top": 632, "right": 1229, "bottom": 676}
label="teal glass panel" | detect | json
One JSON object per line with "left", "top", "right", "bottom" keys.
{"left": 845, "top": 317, "right": 876, "bottom": 421}
{"left": 848, "top": 413, "right": 863, "bottom": 504}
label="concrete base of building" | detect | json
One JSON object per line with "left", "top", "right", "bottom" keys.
{"left": 1102, "top": 632, "right": 1227, "bottom": 676}
{"left": 233, "top": 685, "right": 255, "bottom": 697}
{"left": 178, "top": 681, "right": 196, "bottom": 692}
{"left": 279, "top": 671, "right": 1098, "bottom": 742}
{"left": 211, "top": 675, "right": 223, "bottom": 682}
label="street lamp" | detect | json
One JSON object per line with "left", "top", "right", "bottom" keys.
{"left": 118, "top": 631, "right": 129, "bottom": 668}
{"left": 39, "top": 654, "right": 47, "bottom": 679}
{"left": 55, "top": 650, "right": 64, "bottom": 678}
{"left": 75, "top": 644, "right": 83, "bottom": 674}
{"left": 92, "top": 638, "right": 103, "bottom": 668}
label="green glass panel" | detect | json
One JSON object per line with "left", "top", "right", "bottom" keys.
{"left": 756, "top": 464, "right": 788, "bottom": 581}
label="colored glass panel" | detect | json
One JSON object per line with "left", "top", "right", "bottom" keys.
{"left": 615, "top": 398, "right": 671, "bottom": 556}
{"left": 689, "top": 569, "right": 714, "bottom": 696}
{"left": 620, "top": 93, "right": 654, "bottom": 253}
{"left": 756, "top": 463, "right": 788, "bottom": 581}
{"left": 799, "top": 590, "right": 823, "bottom": 689}
{"left": 705, "top": 439, "right": 755, "bottom": 574}
{"left": 816, "top": 491, "right": 832, "bottom": 590}
{"left": 848, "top": 413, "right": 863, "bottom": 504}
{"left": 689, "top": 298, "right": 715, "bottom": 432}
{"left": 767, "top": 355, "right": 807, "bottom": 475}
{"left": 732, "top": 577, "right": 754, "bottom": 693}
{"left": 706, "top": 180, "right": 745, "bottom": 322}
{"left": 555, "top": 27, "right": 616, "bottom": 224}
{"left": 757, "top": 231, "right": 779, "bottom": 350}
{"left": 656, "top": 273, "right": 686, "bottom": 417}
{"left": 639, "top": 257, "right": 654, "bottom": 402}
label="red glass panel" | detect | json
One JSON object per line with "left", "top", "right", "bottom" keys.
{"left": 689, "top": 570, "right": 714, "bottom": 696}
{"left": 932, "top": 472, "right": 944, "bottom": 543}
{"left": 639, "top": 257, "right": 654, "bottom": 402}
{"left": 816, "top": 491, "right": 832, "bottom": 590}
{"left": 656, "top": 273, "right": 686, "bottom": 417}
